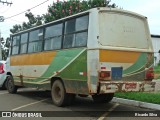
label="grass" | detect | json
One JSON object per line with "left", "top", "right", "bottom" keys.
{"left": 114, "top": 65, "right": 160, "bottom": 104}
{"left": 154, "top": 65, "right": 160, "bottom": 73}
{"left": 114, "top": 92, "right": 160, "bottom": 104}
{"left": 154, "top": 65, "right": 160, "bottom": 79}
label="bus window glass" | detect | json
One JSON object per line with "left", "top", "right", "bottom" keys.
{"left": 28, "top": 41, "right": 42, "bottom": 53}
{"left": 44, "top": 37, "right": 62, "bottom": 50}
{"left": 29, "top": 29, "right": 43, "bottom": 42}
{"left": 44, "top": 23, "right": 62, "bottom": 50}
{"left": 76, "top": 15, "right": 89, "bottom": 31}
{"left": 12, "top": 46, "right": 19, "bottom": 55}
{"left": 21, "top": 33, "right": 28, "bottom": 43}
{"left": 12, "top": 36, "right": 20, "bottom": 46}
{"left": 20, "top": 44, "right": 27, "bottom": 53}
{"left": 65, "top": 19, "right": 76, "bottom": 34}
{"left": 63, "top": 15, "right": 88, "bottom": 49}
{"left": 75, "top": 32, "right": 87, "bottom": 47}
{"left": 45, "top": 24, "right": 63, "bottom": 38}
{"left": 28, "top": 28, "right": 43, "bottom": 53}
{"left": 29, "top": 30, "right": 39, "bottom": 41}
{"left": 12, "top": 36, "right": 20, "bottom": 55}
{"left": 63, "top": 34, "right": 75, "bottom": 48}
{"left": 20, "top": 33, "right": 28, "bottom": 54}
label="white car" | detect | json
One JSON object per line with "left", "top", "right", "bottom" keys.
{"left": 0, "top": 61, "right": 7, "bottom": 89}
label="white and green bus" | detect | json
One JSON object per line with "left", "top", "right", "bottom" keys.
{"left": 7, "top": 7, "right": 155, "bottom": 106}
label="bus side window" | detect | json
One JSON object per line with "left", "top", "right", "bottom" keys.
{"left": 63, "top": 15, "right": 88, "bottom": 49}
{"left": 20, "top": 33, "right": 28, "bottom": 54}
{"left": 74, "top": 15, "right": 88, "bottom": 47}
{"left": 76, "top": 15, "right": 88, "bottom": 31}
{"left": 28, "top": 29, "right": 43, "bottom": 53}
{"left": 63, "top": 19, "right": 76, "bottom": 49}
{"left": 75, "top": 32, "right": 88, "bottom": 47}
{"left": 44, "top": 23, "right": 63, "bottom": 50}
{"left": 12, "top": 35, "right": 20, "bottom": 55}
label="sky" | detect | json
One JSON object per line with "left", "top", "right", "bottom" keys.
{"left": 0, "top": 0, "right": 160, "bottom": 39}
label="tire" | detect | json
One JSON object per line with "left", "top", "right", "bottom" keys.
{"left": 7, "top": 75, "right": 18, "bottom": 94}
{"left": 51, "top": 80, "right": 75, "bottom": 107}
{"left": 92, "top": 93, "right": 114, "bottom": 103}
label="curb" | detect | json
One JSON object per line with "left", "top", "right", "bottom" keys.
{"left": 112, "top": 97, "right": 160, "bottom": 110}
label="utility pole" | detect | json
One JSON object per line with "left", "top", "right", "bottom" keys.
{"left": 0, "top": 0, "right": 13, "bottom": 22}
{"left": 0, "top": 0, "right": 13, "bottom": 6}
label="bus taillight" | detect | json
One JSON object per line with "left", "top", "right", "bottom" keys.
{"left": 99, "top": 71, "right": 111, "bottom": 79}
{"left": 0, "top": 64, "right": 5, "bottom": 74}
{"left": 145, "top": 67, "right": 154, "bottom": 80}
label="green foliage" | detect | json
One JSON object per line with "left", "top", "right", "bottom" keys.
{"left": 154, "top": 65, "right": 160, "bottom": 73}
{"left": 43, "top": 14, "right": 55, "bottom": 23}
{"left": 10, "top": 0, "right": 117, "bottom": 33}
{"left": 10, "top": 24, "right": 22, "bottom": 34}
{"left": 0, "top": 37, "right": 10, "bottom": 60}
{"left": 10, "top": 12, "right": 43, "bottom": 33}
{"left": 115, "top": 92, "right": 160, "bottom": 104}
{"left": 46, "top": 0, "right": 115, "bottom": 23}
{"left": 158, "top": 61, "right": 160, "bottom": 66}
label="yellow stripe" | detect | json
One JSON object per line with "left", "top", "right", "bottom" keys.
{"left": 100, "top": 50, "right": 140, "bottom": 63}
{"left": 11, "top": 51, "right": 57, "bottom": 66}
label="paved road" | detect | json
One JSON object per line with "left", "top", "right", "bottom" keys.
{"left": 0, "top": 89, "right": 159, "bottom": 120}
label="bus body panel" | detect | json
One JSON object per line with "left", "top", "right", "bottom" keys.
{"left": 87, "top": 50, "right": 99, "bottom": 93}
{"left": 86, "top": 8, "right": 155, "bottom": 94}
{"left": 11, "top": 48, "right": 89, "bottom": 94}
{"left": 91, "top": 8, "right": 155, "bottom": 93}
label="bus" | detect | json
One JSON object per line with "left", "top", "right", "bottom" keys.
{"left": 6, "top": 7, "right": 155, "bottom": 106}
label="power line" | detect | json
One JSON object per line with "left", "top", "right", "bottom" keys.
{"left": 0, "top": 0, "right": 13, "bottom": 6}
{"left": 4, "top": 0, "right": 49, "bottom": 20}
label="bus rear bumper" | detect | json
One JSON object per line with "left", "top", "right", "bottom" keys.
{"left": 99, "top": 81, "right": 157, "bottom": 93}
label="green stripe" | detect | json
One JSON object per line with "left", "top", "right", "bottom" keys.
{"left": 123, "top": 53, "right": 147, "bottom": 75}
{"left": 22, "top": 48, "right": 86, "bottom": 83}
{"left": 41, "top": 48, "right": 85, "bottom": 78}
{"left": 56, "top": 50, "right": 87, "bottom": 80}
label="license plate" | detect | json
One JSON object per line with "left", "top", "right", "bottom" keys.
{"left": 125, "top": 83, "right": 137, "bottom": 89}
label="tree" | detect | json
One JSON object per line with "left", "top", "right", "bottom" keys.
{"left": 0, "top": 37, "right": 10, "bottom": 60}
{"left": 5, "top": 37, "right": 10, "bottom": 59}
{"left": 10, "top": 0, "right": 117, "bottom": 33}
{"left": 25, "top": 12, "right": 43, "bottom": 26}
{"left": 45, "top": 0, "right": 117, "bottom": 23}
{"left": 10, "top": 24, "right": 22, "bottom": 34}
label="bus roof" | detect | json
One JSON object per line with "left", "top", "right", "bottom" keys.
{"left": 11, "top": 7, "right": 147, "bottom": 36}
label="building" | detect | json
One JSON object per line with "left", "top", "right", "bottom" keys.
{"left": 151, "top": 34, "right": 160, "bottom": 66}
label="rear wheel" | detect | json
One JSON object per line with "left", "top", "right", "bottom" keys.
{"left": 92, "top": 93, "right": 114, "bottom": 103}
{"left": 7, "top": 76, "right": 18, "bottom": 94}
{"left": 51, "top": 80, "right": 75, "bottom": 106}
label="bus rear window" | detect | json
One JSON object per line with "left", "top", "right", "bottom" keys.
{"left": 99, "top": 12, "right": 149, "bottom": 49}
